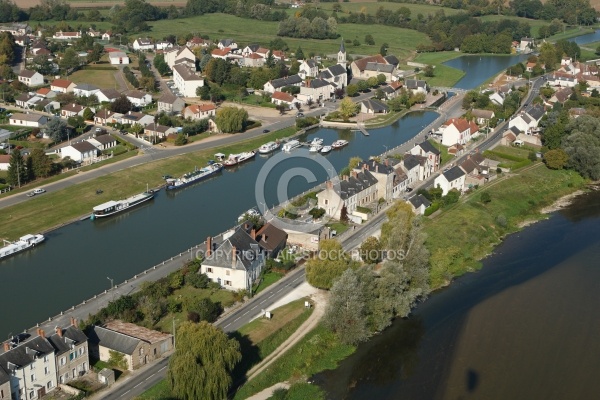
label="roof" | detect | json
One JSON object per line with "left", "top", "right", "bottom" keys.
{"left": 135, "top": 38, "right": 153, "bottom": 45}
{"left": 15, "top": 93, "right": 33, "bottom": 102}
{"left": 303, "top": 59, "right": 318, "bottom": 68}
{"left": 305, "top": 78, "right": 331, "bottom": 89}
{"left": 0, "top": 336, "right": 55, "bottom": 373}
{"left": 384, "top": 55, "right": 399, "bottom": 66}
{"left": 272, "top": 91, "right": 295, "bottom": 102}
{"left": 327, "top": 64, "right": 346, "bottom": 76}
{"left": 353, "top": 55, "right": 387, "bottom": 72}
{"left": 185, "top": 103, "right": 216, "bottom": 114}
{"left": 211, "top": 48, "right": 230, "bottom": 57}
{"left": 158, "top": 92, "right": 180, "bottom": 104}
{"left": 471, "top": 109, "right": 494, "bottom": 119}
{"left": 339, "top": 169, "right": 378, "bottom": 200}
{"left": 144, "top": 123, "right": 172, "bottom": 133}
{"left": 409, "top": 194, "right": 431, "bottom": 209}
{"left": 445, "top": 118, "right": 470, "bottom": 133}
{"left": 62, "top": 103, "right": 84, "bottom": 113}
{"left": 525, "top": 104, "right": 545, "bottom": 121}
{"left": 47, "top": 326, "right": 88, "bottom": 356}
{"left": 442, "top": 166, "right": 465, "bottom": 182}
{"left": 95, "top": 109, "right": 114, "bottom": 119}
{"left": 246, "top": 53, "right": 264, "bottom": 60}
{"left": 219, "top": 39, "right": 235, "bottom": 47}
{"left": 269, "top": 74, "right": 302, "bottom": 89}
{"left": 11, "top": 112, "right": 45, "bottom": 122}
{"left": 51, "top": 78, "right": 74, "bottom": 88}
{"left": 125, "top": 90, "right": 149, "bottom": 99}
{"left": 361, "top": 98, "right": 389, "bottom": 112}
{"left": 318, "top": 70, "right": 333, "bottom": 80}
{"left": 71, "top": 141, "right": 98, "bottom": 153}
{"left": 19, "top": 69, "right": 38, "bottom": 78}
{"left": 173, "top": 64, "right": 203, "bottom": 81}
{"left": 98, "top": 88, "right": 121, "bottom": 100}
{"left": 365, "top": 62, "right": 395, "bottom": 73}
{"left": 339, "top": 40, "right": 345, "bottom": 53}
{"left": 418, "top": 140, "right": 441, "bottom": 155}
{"left": 403, "top": 154, "right": 421, "bottom": 170}
{"left": 358, "top": 159, "right": 394, "bottom": 175}
{"left": 95, "top": 134, "right": 116, "bottom": 144}
{"left": 87, "top": 325, "right": 140, "bottom": 355}
{"left": 255, "top": 223, "right": 288, "bottom": 252}
{"left": 108, "top": 51, "right": 127, "bottom": 58}
{"left": 204, "top": 226, "right": 262, "bottom": 270}
{"left": 405, "top": 79, "right": 427, "bottom": 89}
{"left": 37, "top": 87, "right": 51, "bottom": 95}
{"left": 245, "top": 43, "right": 260, "bottom": 52}
{"left": 0, "top": 155, "right": 10, "bottom": 164}
{"left": 103, "top": 321, "right": 172, "bottom": 344}
{"left": 75, "top": 83, "right": 99, "bottom": 92}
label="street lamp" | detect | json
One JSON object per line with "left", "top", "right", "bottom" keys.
{"left": 107, "top": 276, "right": 114, "bottom": 300}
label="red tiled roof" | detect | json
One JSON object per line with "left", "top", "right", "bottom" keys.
{"left": 52, "top": 79, "right": 74, "bottom": 88}
{"left": 353, "top": 55, "right": 387, "bottom": 72}
{"left": 186, "top": 103, "right": 216, "bottom": 113}
{"left": 272, "top": 91, "right": 295, "bottom": 102}
{"left": 445, "top": 118, "right": 470, "bottom": 133}
{"left": 37, "top": 88, "right": 51, "bottom": 95}
{"left": 247, "top": 53, "right": 263, "bottom": 59}
{"left": 211, "top": 48, "right": 230, "bottom": 56}
{"left": 390, "top": 81, "right": 402, "bottom": 90}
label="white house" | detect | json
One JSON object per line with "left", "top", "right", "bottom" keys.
{"left": 440, "top": 118, "right": 479, "bottom": 147}
{"left": 132, "top": 38, "right": 154, "bottom": 51}
{"left": 508, "top": 104, "right": 545, "bottom": 134}
{"left": 9, "top": 112, "right": 48, "bottom": 127}
{"left": 298, "top": 79, "right": 333, "bottom": 103}
{"left": 263, "top": 74, "right": 302, "bottom": 94}
{"left": 201, "top": 226, "right": 265, "bottom": 291}
{"left": 354, "top": 159, "right": 408, "bottom": 201}
{"left": 125, "top": 90, "right": 152, "bottom": 107}
{"left": 18, "top": 69, "right": 44, "bottom": 87}
{"left": 241, "top": 53, "right": 265, "bottom": 68}
{"left": 144, "top": 123, "right": 178, "bottom": 140}
{"left": 361, "top": 98, "right": 389, "bottom": 114}
{"left": 164, "top": 46, "right": 196, "bottom": 69}
{"left": 241, "top": 44, "right": 260, "bottom": 56}
{"left": 317, "top": 170, "right": 379, "bottom": 220}
{"left": 172, "top": 64, "right": 204, "bottom": 98}
{"left": 218, "top": 39, "right": 238, "bottom": 50}
{"left": 94, "top": 109, "right": 117, "bottom": 125}
{"left": 74, "top": 83, "right": 100, "bottom": 97}
{"left": 155, "top": 41, "right": 173, "bottom": 51}
{"left": 51, "top": 78, "right": 76, "bottom": 93}
{"left": 271, "top": 91, "right": 300, "bottom": 110}
{"left": 318, "top": 64, "right": 347, "bottom": 89}
{"left": 0, "top": 154, "right": 10, "bottom": 171}
{"left": 405, "top": 79, "right": 428, "bottom": 95}
{"left": 298, "top": 59, "right": 319, "bottom": 79}
{"left": 158, "top": 93, "right": 186, "bottom": 114}
{"left": 183, "top": 103, "right": 216, "bottom": 120}
{"left": 490, "top": 91, "right": 505, "bottom": 106}
{"left": 108, "top": 51, "right": 130, "bottom": 65}
{"left": 118, "top": 111, "right": 154, "bottom": 126}
{"left": 60, "top": 103, "right": 86, "bottom": 118}
{"left": 102, "top": 31, "right": 111, "bottom": 41}
{"left": 211, "top": 47, "right": 230, "bottom": 60}
{"left": 350, "top": 54, "right": 389, "bottom": 79}
{"left": 471, "top": 109, "right": 495, "bottom": 125}
{"left": 61, "top": 141, "right": 98, "bottom": 163}
{"left": 52, "top": 31, "right": 81, "bottom": 40}
{"left": 434, "top": 166, "right": 466, "bottom": 195}
{"left": 96, "top": 88, "right": 121, "bottom": 103}
{"left": 519, "top": 37, "right": 534, "bottom": 52}
{"left": 407, "top": 140, "right": 441, "bottom": 178}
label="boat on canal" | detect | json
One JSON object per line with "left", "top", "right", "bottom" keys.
{"left": 0, "top": 234, "right": 45, "bottom": 260}
{"left": 332, "top": 139, "right": 349, "bottom": 149}
{"left": 282, "top": 139, "right": 301, "bottom": 152}
{"left": 223, "top": 151, "right": 257, "bottom": 168}
{"left": 309, "top": 144, "right": 323, "bottom": 153}
{"left": 258, "top": 141, "right": 280, "bottom": 154}
{"left": 165, "top": 162, "right": 224, "bottom": 191}
{"left": 92, "top": 188, "right": 156, "bottom": 218}
{"left": 320, "top": 145, "right": 332, "bottom": 154}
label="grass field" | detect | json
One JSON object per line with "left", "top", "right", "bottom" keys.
{"left": 314, "top": 2, "right": 461, "bottom": 17}
{"left": 0, "top": 127, "right": 298, "bottom": 240}
{"left": 413, "top": 51, "right": 466, "bottom": 87}
{"left": 254, "top": 271, "right": 284, "bottom": 295}
{"left": 423, "top": 164, "right": 586, "bottom": 289}
{"left": 69, "top": 65, "right": 119, "bottom": 89}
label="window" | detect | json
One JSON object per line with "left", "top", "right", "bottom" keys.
{"left": 30, "top": 364, "right": 34, "bottom": 370}
{"left": 60, "top": 357, "right": 66, "bottom": 366}
{"left": 43, "top": 356, "right": 49, "bottom": 363}
{"left": 324, "top": 199, "right": 329, "bottom": 205}
{"left": 206, "top": 267, "right": 212, "bottom": 273}
{"left": 44, "top": 367, "right": 49, "bottom": 375}
{"left": 47, "top": 381, "right": 53, "bottom": 389}
{"left": 139, "top": 348, "right": 144, "bottom": 356}
{"left": 30, "top": 374, "right": 35, "bottom": 382}
{"left": 29, "top": 391, "right": 34, "bottom": 399}
{"left": 224, "top": 280, "right": 232, "bottom": 286}
{"left": 79, "top": 347, "right": 84, "bottom": 356}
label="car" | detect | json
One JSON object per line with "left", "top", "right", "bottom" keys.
{"left": 405, "top": 187, "right": 413, "bottom": 193}
{"left": 296, "top": 113, "right": 304, "bottom": 117}
{"left": 0, "top": 107, "right": 6, "bottom": 113}
{"left": 34, "top": 188, "right": 46, "bottom": 194}
{"left": 262, "top": 129, "right": 270, "bottom": 133}
{"left": 95, "top": 127, "right": 102, "bottom": 133}
{"left": 0, "top": 143, "right": 7, "bottom": 149}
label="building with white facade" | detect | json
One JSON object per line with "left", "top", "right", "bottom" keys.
{"left": 172, "top": 65, "right": 204, "bottom": 98}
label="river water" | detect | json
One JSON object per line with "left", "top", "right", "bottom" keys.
{"left": 315, "top": 191, "right": 600, "bottom": 399}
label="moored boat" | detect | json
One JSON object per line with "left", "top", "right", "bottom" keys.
{"left": 237, "top": 208, "right": 261, "bottom": 222}
{"left": 223, "top": 151, "right": 257, "bottom": 167}
{"left": 332, "top": 139, "right": 349, "bottom": 149}
{"left": 166, "top": 163, "right": 224, "bottom": 191}
{"left": 310, "top": 137, "right": 323, "bottom": 146}
{"left": 282, "top": 139, "right": 301, "bottom": 152}
{"left": 92, "top": 188, "right": 156, "bottom": 218}
{"left": 258, "top": 141, "right": 280, "bottom": 154}
{"left": 320, "top": 145, "right": 332, "bottom": 154}
{"left": 0, "top": 234, "right": 45, "bottom": 260}
{"left": 309, "top": 144, "right": 323, "bottom": 153}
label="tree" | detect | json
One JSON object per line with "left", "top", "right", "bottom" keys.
{"left": 215, "top": 106, "right": 248, "bottom": 133}
{"left": 295, "top": 46, "right": 304, "bottom": 60}
{"left": 364, "top": 34, "right": 375, "bottom": 45}
{"left": 323, "top": 268, "right": 370, "bottom": 345}
{"left": 544, "top": 148, "right": 569, "bottom": 169}
{"left": 346, "top": 84, "right": 358, "bottom": 97}
{"left": 83, "top": 107, "right": 94, "bottom": 121}
{"left": 174, "top": 133, "right": 187, "bottom": 146}
{"left": 59, "top": 47, "right": 81, "bottom": 75}
{"left": 305, "top": 239, "right": 357, "bottom": 289}
{"left": 360, "top": 236, "right": 382, "bottom": 264}
{"left": 45, "top": 117, "right": 69, "bottom": 142}
{"left": 357, "top": 80, "right": 369, "bottom": 92}
{"left": 380, "top": 42, "right": 389, "bottom": 56}
{"left": 562, "top": 116, "right": 600, "bottom": 179}
{"left": 183, "top": 297, "right": 221, "bottom": 323}
{"left": 366, "top": 76, "right": 378, "bottom": 88}
{"left": 7, "top": 148, "right": 26, "bottom": 187}
{"left": 338, "top": 97, "right": 359, "bottom": 121}
{"left": 111, "top": 95, "right": 133, "bottom": 113}
{"left": 423, "top": 64, "right": 435, "bottom": 77}
{"left": 29, "top": 148, "right": 52, "bottom": 179}
{"left": 168, "top": 321, "right": 241, "bottom": 400}
{"left": 480, "top": 192, "right": 491, "bottom": 203}
{"left": 87, "top": 42, "right": 104, "bottom": 64}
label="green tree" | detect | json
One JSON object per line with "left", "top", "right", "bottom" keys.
{"left": 348, "top": 156, "right": 362, "bottom": 170}
{"left": 29, "top": 148, "right": 52, "bottom": 179}
{"left": 111, "top": 95, "right": 133, "bottom": 113}
{"left": 183, "top": 297, "right": 222, "bottom": 323}
{"left": 168, "top": 321, "right": 241, "bottom": 400}
{"left": 360, "top": 236, "right": 382, "bottom": 264}
{"left": 544, "top": 148, "right": 569, "bottom": 169}
{"left": 376, "top": 74, "right": 386, "bottom": 85}
{"left": 366, "top": 76, "right": 378, "bottom": 88}
{"left": 481, "top": 192, "right": 491, "bottom": 203}
{"left": 562, "top": 115, "right": 600, "bottom": 179}
{"left": 87, "top": 42, "right": 104, "bottom": 64}
{"left": 338, "top": 97, "right": 358, "bottom": 121}
{"left": 215, "top": 106, "right": 248, "bottom": 133}
{"left": 7, "top": 148, "right": 26, "bottom": 187}
{"left": 306, "top": 239, "right": 357, "bottom": 289}
{"left": 83, "top": 107, "right": 94, "bottom": 121}
{"left": 423, "top": 64, "right": 434, "bottom": 77}
{"left": 45, "top": 117, "right": 69, "bottom": 143}
{"left": 364, "top": 34, "right": 375, "bottom": 45}
{"left": 59, "top": 47, "right": 80, "bottom": 75}
{"left": 174, "top": 133, "right": 187, "bottom": 146}
{"left": 357, "top": 80, "right": 369, "bottom": 92}
{"left": 295, "top": 46, "right": 304, "bottom": 60}
{"left": 346, "top": 83, "right": 358, "bottom": 97}
{"left": 380, "top": 42, "right": 389, "bottom": 56}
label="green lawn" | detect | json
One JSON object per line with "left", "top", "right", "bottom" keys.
{"left": 69, "top": 65, "right": 119, "bottom": 89}
{"left": 254, "top": 271, "right": 284, "bottom": 295}
{"left": 413, "top": 52, "right": 466, "bottom": 87}
{"left": 316, "top": 2, "right": 461, "bottom": 17}
{"left": 136, "top": 379, "right": 175, "bottom": 400}
{"left": 326, "top": 221, "right": 349, "bottom": 235}
{"left": 429, "top": 139, "right": 452, "bottom": 165}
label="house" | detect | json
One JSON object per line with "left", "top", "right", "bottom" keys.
{"left": 405, "top": 79, "right": 428, "bottom": 95}
{"left": 52, "top": 31, "right": 81, "bottom": 40}
{"left": 187, "top": 37, "right": 209, "bottom": 48}
{"left": 60, "top": 103, "right": 85, "bottom": 118}
{"left": 381, "top": 81, "right": 403, "bottom": 100}
{"left": 218, "top": 39, "right": 238, "bottom": 50}
{"left": 402, "top": 155, "right": 421, "bottom": 187}
{"left": 74, "top": 83, "right": 100, "bottom": 97}
{"left": 519, "top": 37, "right": 534, "bottom": 52}
{"left": 125, "top": 90, "right": 152, "bottom": 107}
{"left": 211, "top": 48, "right": 231, "bottom": 60}
{"left": 15, "top": 93, "right": 35, "bottom": 108}
{"left": 362, "top": 62, "right": 396, "bottom": 82}
{"left": 471, "top": 109, "right": 495, "bottom": 125}
{"left": 448, "top": 143, "right": 465, "bottom": 157}
{"left": 31, "top": 41, "right": 50, "bottom": 56}
{"left": 132, "top": 38, "right": 154, "bottom": 51}
{"left": 88, "top": 28, "right": 101, "bottom": 37}
{"left": 61, "top": 141, "right": 98, "bottom": 162}
{"left": 272, "top": 50, "right": 287, "bottom": 62}
{"left": 144, "top": 123, "right": 177, "bottom": 140}
{"left": 317, "top": 170, "right": 379, "bottom": 220}
{"left": 298, "top": 79, "right": 333, "bottom": 103}
{"left": 360, "top": 98, "right": 389, "bottom": 114}
{"left": 18, "top": 69, "right": 44, "bottom": 87}
{"left": 172, "top": 65, "right": 204, "bottom": 97}
{"left": 201, "top": 225, "right": 265, "bottom": 291}
{"left": 408, "top": 194, "right": 431, "bottom": 215}
{"left": 440, "top": 118, "right": 479, "bottom": 147}
{"left": 460, "top": 152, "right": 489, "bottom": 189}
{"left": 407, "top": 140, "right": 441, "bottom": 177}
{"left": 96, "top": 88, "right": 122, "bottom": 103}
{"left": 119, "top": 111, "right": 154, "bottom": 126}
{"left": 183, "top": 103, "right": 216, "bottom": 120}
{"left": 155, "top": 41, "right": 173, "bottom": 51}
{"left": 263, "top": 74, "right": 302, "bottom": 94}
{"left": 546, "top": 73, "right": 577, "bottom": 88}
{"left": 242, "top": 53, "right": 265, "bottom": 68}
{"left": 241, "top": 43, "right": 260, "bottom": 56}
{"left": 51, "top": 78, "right": 76, "bottom": 93}
{"left": 46, "top": 318, "right": 89, "bottom": 385}
{"left": 271, "top": 91, "right": 300, "bottom": 110}
{"left": 36, "top": 87, "right": 56, "bottom": 99}
{"left": 254, "top": 223, "right": 288, "bottom": 258}
{"left": 489, "top": 91, "right": 505, "bottom": 106}
{"left": 14, "top": 35, "right": 29, "bottom": 47}
{"left": 94, "top": 109, "right": 116, "bottom": 125}
{"left": 102, "top": 31, "right": 111, "bottom": 41}
{"left": 318, "top": 64, "right": 347, "bottom": 89}
{"left": 87, "top": 321, "right": 173, "bottom": 371}
{"left": 298, "top": 59, "right": 319, "bottom": 79}
{"left": 0, "top": 331, "right": 58, "bottom": 400}
{"left": 164, "top": 47, "right": 196, "bottom": 69}
{"left": 9, "top": 113, "right": 48, "bottom": 127}
{"left": 350, "top": 54, "right": 388, "bottom": 79}
{"left": 434, "top": 166, "right": 466, "bottom": 195}
{"left": 508, "top": 104, "right": 545, "bottom": 134}
{"left": 548, "top": 87, "right": 572, "bottom": 105}
{"left": 88, "top": 134, "right": 117, "bottom": 150}
{"left": 0, "top": 154, "right": 10, "bottom": 171}
{"left": 108, "top": 51, "right": 130, "bottom": 65}
{"left": 355, "top": 159, "right": 407, "bottom": 200}
{"left": 0, "top": 22, "right": 30, "bottom": 36}
{"left": 157, "top": 93, "right": 185, "bottom": 114}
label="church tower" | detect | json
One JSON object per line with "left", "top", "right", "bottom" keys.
{"left": 337, "top": 39, "right": 346, "bottom": 70}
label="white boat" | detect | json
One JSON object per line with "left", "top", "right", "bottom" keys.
{"left": 332, "top": 139, "right": 349, "bottom": 149}
{"left": 309, "top": 144, "right": 323, "bottom": 153}
{"left": 259, "top": 141, "right": 280, "bottom": 154}
{"left": 223, "top": 151, "right": 257, "bottom": 167}
{"left": 92, "top": 189, "right": 155, "bottom": 218}
{"left": 320, "top": 145, "right": 332, "bottom": 154}
{"left": 310, "top": 138, "right": 323, "bottom": 146}
{"left": 0, "top": 234, "right": 45, "bottom": 259}
{"left": 282, "top": 139, "right": 301, "bottom": 152}
{"left": 238, "top": 208, "right": 261, "bottom": 222}
{"left": 166, "top": 163, "right": 223, "bottom": 190}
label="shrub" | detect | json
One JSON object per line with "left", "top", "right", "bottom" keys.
{"left": 424, "top": 202, "right": 440, "bottom": 216}
{"left": 481, "top": 192, "right": 491, "bottom": 203}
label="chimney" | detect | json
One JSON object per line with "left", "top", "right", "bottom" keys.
{"left": 231, "top": 246, "right": 237, "bottom": 268}
{"left": 326, "top": 180, "right": 333, "bottom": 189}
{"left": 385, "top": 159, "right": 389, "bottom": 167}
{"left": 362, "top": 163, "right": 367, "bottom": 170}
{"left": 206, "top": 236, "right": 212, "bottom": 256}
{"left": 250, "top": 229, "right": 256, "bottom": 240}
{"left": 39, "top": 329, "right": 45, "bottom": 339}
{"left": 351, "top": 171, "right": 358, "bottom": 179}
{"left": 56, "top": 327, "right": 63, "bottom": 337}
{"left": 375, "top": 165, "right": 379, "bottom": 173}
{"left": 70, "top": 317, "right": 76, "bottom": 327}
{"left": 3, "top": 342, "right": 9, "bottom": 351}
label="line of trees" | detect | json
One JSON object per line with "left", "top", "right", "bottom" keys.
{"left": 7, "top": 148, "right": 55, "bottom": 187}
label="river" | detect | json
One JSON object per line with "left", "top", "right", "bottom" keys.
{"left": 315, "top": 190, "right": 600, "bottom": 400}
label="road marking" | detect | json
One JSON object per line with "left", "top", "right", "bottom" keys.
{"left": 233, "top": 317, "right": 240, "bottom": 322}
{"left": 224, "top": 323, "right": 231, "bottom": 329}
{"left": 123, "top": 390, "right": 130, "bottom": 395}
{"left": 134, "top": 383, "right": 142, "bottom": 388}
